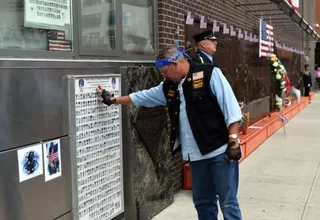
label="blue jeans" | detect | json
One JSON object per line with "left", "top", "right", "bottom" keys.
{"left": 190, "top": 153, "right": 242, "bottom": 220}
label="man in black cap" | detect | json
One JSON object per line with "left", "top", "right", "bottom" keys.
{"left": 193, "top": 29, "right": 218, "bottom": 64}
{"left": 193, "top": 29, "right": 232, "bottom": 217}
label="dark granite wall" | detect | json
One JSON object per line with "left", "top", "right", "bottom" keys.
{"left": 122, "top": 67, "right": 173, "bottom": 220}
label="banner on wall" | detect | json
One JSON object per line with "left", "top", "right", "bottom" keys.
{"left": 24, "top": 0, "right": 71, "bottom": 30}
{"left": 286, "top": 0, "right": 299, "bottom": 11}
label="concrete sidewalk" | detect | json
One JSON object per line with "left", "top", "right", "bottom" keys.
{"left": 152, "top": 93, "right": 320, "bottom": 220}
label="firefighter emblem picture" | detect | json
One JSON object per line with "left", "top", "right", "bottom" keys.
{"left": 17, "top": 144, "right": 43, "bottom": 183}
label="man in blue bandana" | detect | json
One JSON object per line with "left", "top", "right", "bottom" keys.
{"left": 97, "top": 45, "right": 243, "bottom": 220}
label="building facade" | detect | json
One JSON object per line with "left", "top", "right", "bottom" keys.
{"left": 314, "top": 0, "right": 320, "bottom": 71}
{"left": 301, "top": 0, "right": 316, "bottom": 68}
{"left": 0, "top": 1, "right": 318, "bottom": 220}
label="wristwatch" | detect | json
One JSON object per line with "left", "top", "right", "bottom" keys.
{"left": 229, "top": 134, "right": 238, "bottom": 140}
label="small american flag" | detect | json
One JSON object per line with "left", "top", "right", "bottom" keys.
{"left": 237, "top": 28, "right": 243, "bottom": 39}
{"left": 244, "top": 31, "right": 250, "bottom": 41}
{"left": 48, "top": 39, "right": 72, "bottom": 52}
{"left": 186, "top": 12, "right": 195, "bottom": 25}
{"left": 48, "top": 31, "right": 65, "bottom": 40}
{"left": 283, "top": 44, "right": 288, "bottom": 51}
{"left": 200, "top": 16, "right": 207, "bottom": 29}
{"left": 259, "top": 19, "right": 274, "bottom": 57}
{"left": 212, "top": 20, "right": 220, "bottom": 32}
{"left": 229, "top": 25, "right": 236, "bottom": 36}
{"left": 249, "top": 32, "right": 254, "bottom": 42}
{"left": 49, "top": 148, "right": 58, "bottom": 163}
{"left": 193, "top": 71, "right": 203, "bottom": 80}
{"left": 279, "top": 114, "right": 289, "bottom": 138}
{"left": 279, "top": 115, "right": 289, "bottom": 123}
{"left": 223, "top": 23, "right": 230, "bottom": 34}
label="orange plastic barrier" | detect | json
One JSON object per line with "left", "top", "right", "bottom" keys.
{"left": 310, "top": 92, "right": 315, "bottom": 101}
{"left": 183, "top": 97, "right": 310, "bottom": 190}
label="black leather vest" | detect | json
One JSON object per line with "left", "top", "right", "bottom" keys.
{"left": 163, "top": 62, "right": 229, "bottom": 155}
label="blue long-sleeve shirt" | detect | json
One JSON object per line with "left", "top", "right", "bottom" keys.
{"left": 129, "top": 67, "right": 242, "bottom": 161}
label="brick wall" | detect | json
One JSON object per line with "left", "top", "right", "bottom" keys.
{"left": 158, "top": 0, "right": 301, "bottom": 49}
{"left": 158, "top": 0, "right": 304, "bottom": 193}
{"left": 171, "top": 149, "right": 183, "bottom": 193}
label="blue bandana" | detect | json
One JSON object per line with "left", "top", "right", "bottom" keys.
{"left": 156, "top": 49, "right": 190, "bottom": 69}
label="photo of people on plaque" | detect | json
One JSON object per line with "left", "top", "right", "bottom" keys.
{"left": 111, "top": 77, "right": 116, "bottom": 90}
{"left": 43, "top": 139, "right": 62, "bottom": 182}
{"left": 79, "top": 78, "right": 85, "bottom": 93}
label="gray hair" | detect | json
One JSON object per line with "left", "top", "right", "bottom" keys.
{"left": 196, "top": 42, "right": 204, "bottom": 50}
{"left": 157, "top": 45, "right": 181, "bottom": 60}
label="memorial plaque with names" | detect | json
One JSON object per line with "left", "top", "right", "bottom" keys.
{"left": 66, "top": 75, "right": 124, "bottom": 220}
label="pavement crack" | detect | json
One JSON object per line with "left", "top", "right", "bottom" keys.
{"left": 300, "top": 161, "right": 320, "bottom": 220}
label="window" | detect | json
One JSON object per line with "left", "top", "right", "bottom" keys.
{"left": 0, "top": 0, "right": 73, "bottom": 52}
{"left": 122, "top": 0, "right": 155, "bottom": 55}
{"left": 81, "top": 0, "right": 116, "bottom": 50}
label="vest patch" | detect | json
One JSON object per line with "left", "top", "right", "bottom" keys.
{"left": 168, "top": 89, "right": 175, "bottom": 97}
{"left": 193, "top": 71, "right": 204, "bottom": 80}
{"left": 192, "top": 71, "right": 204, "bottom": 89}
{"left": 193, "top": 79, "right": 204, "bottom": 89}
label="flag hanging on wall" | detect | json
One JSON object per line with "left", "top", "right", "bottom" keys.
{"left": 213, "top": 21, "right": 220, "bottom": 32}
{"left": 182, "top": 11, "right": 301, "bottom": 56}
{"left": 230, "top": 25, "right": 237, "bottom": 36}
{"left": 259, "top": 19, "right": 274, "bottom": 57}
{"left": 48, "top": 40, "right": 72, "bottom": 52}
{"left": 237, "top": 29, "right": 244, "bottom": 39}
{"left": 186, "top": 12, "right": 195, "bottom": 25}
{"left": 223, "top": 24, "right": 230, "bottom": 34}
{"left": 200, "top": 16, "right": 207, "bottom": 29}
{"left": 48, "top": 31, "right": 65, "bottom": 40}
{"left": 249, "top": 33, "right": 254, "bottom": 42}
{"left": 244, "top": 31, "right": 250, "bottom": 41}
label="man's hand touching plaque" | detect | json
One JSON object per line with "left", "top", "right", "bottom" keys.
{"left": 96, "top": 85, "right": 116, "bottom": 106}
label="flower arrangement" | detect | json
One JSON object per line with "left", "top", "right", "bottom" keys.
{"left": 268, "top": 54, "right": 287, "bottom": 110}
{"left": 241, "top": 112, "right": 249, "bottom": 124}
